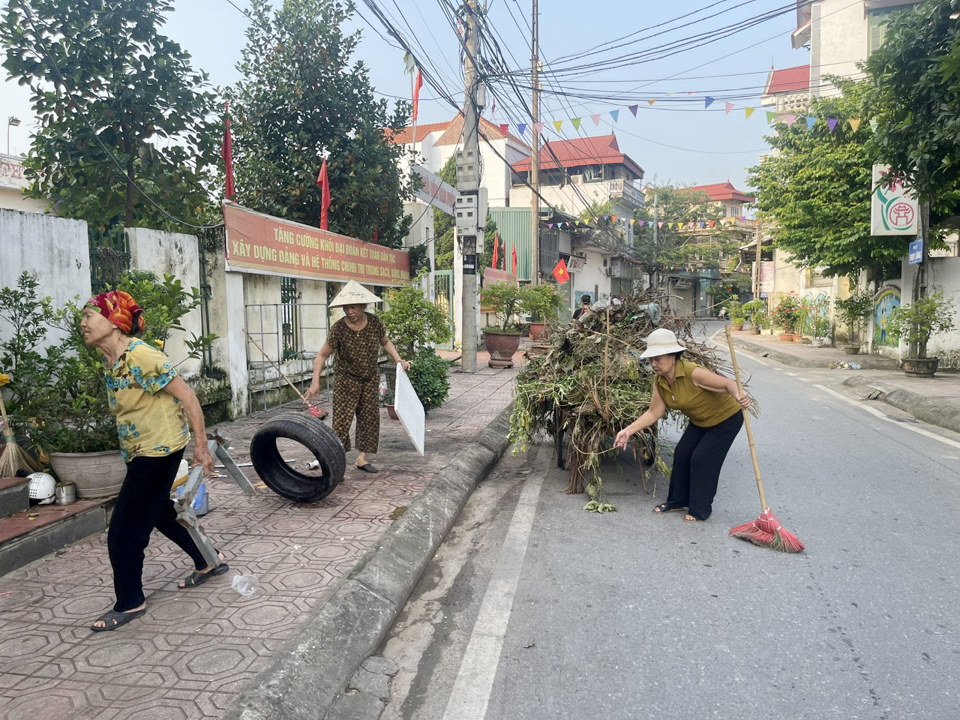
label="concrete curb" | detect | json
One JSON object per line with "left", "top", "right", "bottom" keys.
{"left": 841, "top": 376, "right": 960, "bottom": 435}
{"left": 729, "top": 336, "right": 899, "bottom": 370}
{"left": 222, "top": 402, "right": 515, "bottom": 720}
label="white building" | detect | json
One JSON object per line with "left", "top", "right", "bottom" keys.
{"left": 0, "top": 153, "right": 48, "bottom": 213}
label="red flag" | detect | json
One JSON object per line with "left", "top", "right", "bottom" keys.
{"left": 412, "top": 68, "right": 423, "bottom": 121}
{"left": 317, "top": 157, "right": 330, "bottom": 230}
{"left": 552, "top": 258, "right": 570, "bottom": 284}
{"left": 222, "top": 102, "right": 235, "bottom": 200}
{"left": 511, "top": 243, "right": 517, "bottom": 275}
{"left": 492, "top": 231, "right": 499, "bottom": 268}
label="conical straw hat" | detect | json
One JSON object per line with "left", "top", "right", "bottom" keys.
{"left": 329, "top": 280, "right": 382, "bottom": 308}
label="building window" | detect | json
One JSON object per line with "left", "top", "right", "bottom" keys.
{"left": 280, "top": 277, "right": 300, "bottom": 359}
{"left": 868, "top": 5, "right": 913, "bottom": 55}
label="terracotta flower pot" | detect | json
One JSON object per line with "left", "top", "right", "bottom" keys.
{"left": 386, "top": 404, "right": 399, "bottom": 420}
{"left": 483, "top": 330, "right": 521, "bottom": 369}
{"left": 529, "top": 322, "right": 547, "bottom": 341}
{"left": 778, "top": 333, "right": 795, "bottom": 342}
{"left": 901, "top": 357, "right": 939, "bottom": 377}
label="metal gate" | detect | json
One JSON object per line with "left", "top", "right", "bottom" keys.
{"left": 434, "top": 270, "right": 454, "bottom": 350}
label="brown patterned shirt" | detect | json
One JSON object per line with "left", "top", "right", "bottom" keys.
{"left": 327, "top": 313, "right": 385, "bottom": 381}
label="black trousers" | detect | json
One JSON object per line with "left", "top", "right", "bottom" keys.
{"left": 665, "top": 411, "right": 744, "bottom": 521}
{"left": 108, "top": 448, "right": 207, "bottom": 612}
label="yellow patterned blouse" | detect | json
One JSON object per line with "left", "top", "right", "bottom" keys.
{"left": 104, "top": 340, "right": 190, "bottom": 461}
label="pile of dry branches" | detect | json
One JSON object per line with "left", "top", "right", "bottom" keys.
{"left": 507, "top": 289, "right": 729, "bottom": 508}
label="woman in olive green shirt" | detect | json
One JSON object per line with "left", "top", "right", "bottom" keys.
{"left": 614, "top": 328, "right": 751, "bottom": 522}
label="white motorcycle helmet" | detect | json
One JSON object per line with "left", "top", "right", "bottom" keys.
{"left": 28, "top": 472, "right": 57, "bottom": 505}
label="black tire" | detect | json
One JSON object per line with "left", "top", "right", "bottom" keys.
{"left": 250, "top": 412, "right": 346, "bottom": 502}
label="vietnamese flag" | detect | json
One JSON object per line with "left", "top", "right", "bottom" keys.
{"left": 413, "top": 68, "right": 423, "bottom": 121}
{"left": 317, "top": 157, "right": 331, "bottom": 230}
{"left": 552, "top": 258, "right": 570, "bottom": 284}
{"left": 222, "top": 102, "right": 235, "bottom": 200}
{"left": 511, "top": 243, "right": 517, "bottom": 275}
{"left": 492, "top": 231, "right": 499, "bottom": 268}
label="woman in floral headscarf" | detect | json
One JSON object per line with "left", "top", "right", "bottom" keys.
{"left": 81, "top": 290, "right": 227, "bottom": 632}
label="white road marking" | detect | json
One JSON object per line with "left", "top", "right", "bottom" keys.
{"left": 814, "top": 383, "right": 960, "bottom": 451}
{"left": 441, "top": 471, "right": 546, "bottom": 720}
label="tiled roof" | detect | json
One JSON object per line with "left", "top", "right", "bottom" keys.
{"left": 683, "top": 181, "right": 754, "bottom": 204}
{"left": 388, "top": 121, "right": 449, "bottom": 146}
{"left": 764, "top": 64, "right": 810, "bottom": 96}
{"left": 511, "top": 134, "right": 644, "bottom": 178}
{"left": 388, "top": 115, "right": 527, "bottom": 147}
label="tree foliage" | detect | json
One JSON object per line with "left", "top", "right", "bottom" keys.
{"left": 748, "top": 81, "right": 909, "bottom": 277}
{"left": 227, "top": 0, "right": 414, "bottom": 247}
{"left": 1, "top": 0, "right": 219, "bottom": 229}
{"left": 866, "top": 0, "right": 960, "bottom": 213}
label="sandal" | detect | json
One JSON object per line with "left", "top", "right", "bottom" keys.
{"left": 91, "top": 608, "right": 146, "bottom": 632}
{"left": 179, "top": 562, "right": 229, "bottom": 589}
{"left": 653, "top": 503, "right": 685, "bottom": 514}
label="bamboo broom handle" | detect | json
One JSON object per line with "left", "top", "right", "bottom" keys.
{"left": 0, "top": 392, "right": 15, "bottom": 442}
{"left": 243, "top": 330, "right": 308, "bottom": 403}
{"left": 724, "top": 325, "right": 768, "bottom": 511}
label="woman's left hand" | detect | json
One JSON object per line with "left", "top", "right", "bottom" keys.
{"left": 400, "top": 359, "right": 411, "bottom": 372}
{"left": 193, "top": 443, "right": 216, "bottom": 476}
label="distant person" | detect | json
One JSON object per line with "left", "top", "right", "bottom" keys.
{"left": 304, "top": 281, "right": 410, "bottom": 473}
{"left": 81, "top": 290, "right": 225, "bottom": 632}
{"left": 572, "top": 295, "right": 591, "bottom": 321}
{"left": 613, "top": 328, "right": 751, "bottom": 523}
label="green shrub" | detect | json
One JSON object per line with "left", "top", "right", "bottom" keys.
{"left": 407, "top": 349, "right": 451, "bottom": 410}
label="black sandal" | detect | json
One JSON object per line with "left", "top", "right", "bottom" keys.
{"left": 91, "top": 608, "right": 146, "bottom": 632}
{"left": 653, "top": 503, "right": 685, "bottom": 514}
{"left": 179, "top": 562, "right": 229, "bottom": 589}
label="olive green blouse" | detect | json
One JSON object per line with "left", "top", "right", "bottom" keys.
{"left": 655, "top": 358, "right": 741, "bottom": 427}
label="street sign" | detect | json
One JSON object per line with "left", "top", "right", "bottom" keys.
{"left": 908, "top": 239, "right": 923, "bottom": 265}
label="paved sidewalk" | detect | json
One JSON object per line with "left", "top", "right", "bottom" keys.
{"left": 727, "top": 328, "right": 960, "bottom": 435}
{"left": 0, "top": 346, "right": 526, "bottom": 720}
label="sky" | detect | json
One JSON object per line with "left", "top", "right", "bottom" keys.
{"left": 0, "top": 0, "right": 808, "bottom": 192}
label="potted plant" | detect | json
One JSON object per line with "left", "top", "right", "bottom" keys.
{"left": 805, "top": 296, "right": 831, "bottom": 347}
{"left": 742, "top": 299, "right": 766, "bottom": 334}
{"left": 480, "top": 281, "right": 524, "bottom": 368}
{"left": 834, "top": 290, "right": 873, "bottom": 355}
{"left": 521, "top": 283, "right": 563, "bottom": 341}
{"left": 887, "top": 292, "right": 957, "bottom": 377}
{"left": 772, "top": 293, "right": 801, "bottom": 340}
{"left": 382, "top": 390, "right": 398, "bottom": 420}
{"left": 724, "top": 298, "right": 745, "bottom": 330}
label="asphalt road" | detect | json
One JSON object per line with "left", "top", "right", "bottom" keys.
{"left": 378, "top": 336, "right": 960, "bottom": 720}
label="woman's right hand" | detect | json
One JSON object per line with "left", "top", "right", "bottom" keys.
{"left": 303, "top": 382, "right": 320, "bottom": 403}
{"left": 613, "top": 427, "right": 634, "bottom": 451}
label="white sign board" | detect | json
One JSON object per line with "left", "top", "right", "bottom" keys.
{"left": 394, "top": 363, "right": 425, "bottom": 455}
{"left": 871, "top": 164, "right": 918, "bottom": 236}
{"left": 413, "top": 164, "right": 458, "bottom": 217}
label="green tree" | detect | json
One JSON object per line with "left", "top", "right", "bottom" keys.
{"left": 748, "top": 80, "right": 909, "bottom": 277}
{"left": 228, "top": 0, "right": 414, "bottom": 247}
{"left": 1, "top": 0, "right": 219, "bottom": 229}
{"left": 865, "top": 0, "right": 960, "bottom": 217}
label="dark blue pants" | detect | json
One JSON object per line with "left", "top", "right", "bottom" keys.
{"left": 665, "top": 411, "right": 743, "bottom": 521}
{"left": 108, "top": 448, "right": 207, "bottom": 612}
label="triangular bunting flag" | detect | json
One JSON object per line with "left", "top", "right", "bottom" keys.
{"left": 709, "top": 220, "right": 716, "bottom": 228}
{"left": 849, "top": 118, "right": 862, "bottom": 133}
{"left": 725, "top": 102, "right": 735, "bottom": 114}
{"left": 547, "top": 223, "right": 554, "bottom": 229}
{"left": 611, "top": 215, "right": 617, "bottom": 222}
{"left": 610, "top": 110, "right": 619, "bottom": 123}
{"left": 499, "top": 123, "right": 509, "bottom": 136}
{"left": 592, "top": 216, "right": 599, "bottom": 223}
{"left": 704, "top": 97, "right": 715, "bottom": 109}
{"left": 745, "top": 107, "right": 755, "bottom": 120}
{"left": 657, "top": 222, "right": 664, "bottom": 229}
{"left": 766, "top": 111, "right": 775, "bottom": 123}
{"left": 534, "top": 122, "right": 544, "bottom": 133}
{"left": 647, "top": 99, "right": 656, "bottom": 106}
{"left": 592, "top": 113, "right": 602, "bottom": 126}
{"left": 628, "top": 104, "right": 639, "bottom": 116}
{"left": 517, "top": 123, "right": 527, "bottom": 135}
{"left": 637, "top": 220, "right": 645, "bottom": 227}
{"left": 572, "top": 117, "right": 582, "bottom": 129}
{"left": 805, "top": 116, "right": 816, "bottom": 130}
{"left": 870, "top": 118, "right": 879, "bottom": 131}
{"left": 827, "top": 117, "right": 838, "bottom": 132}
{"left": 784, "top": 114, "right": 797, "bottom": 127}
{"left": 553, "top": 120, "right": 563, "bottom": 132}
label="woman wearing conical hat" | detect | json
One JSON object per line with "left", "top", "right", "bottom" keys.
{"left": 304, "top": 281, "right": 410, "bottom": 473}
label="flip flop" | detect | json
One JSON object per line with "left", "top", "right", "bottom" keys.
{"left": 179, "top": 562, "right": 230, "bottom": 589}
{"left": 652, "top": 503, "right": 685, "bottom": 514}
{"left": 356, "top": 463, "right": 378, "bottom": 473}
{"left": 91, "top": 608, "right": 146, "bottom": 632}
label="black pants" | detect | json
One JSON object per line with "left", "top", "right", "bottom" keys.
{"left": 108, "top": 448, "right": 207, "bottom": 612}
{"left": 665, "top": 411, "right": 744, "bottom": 521}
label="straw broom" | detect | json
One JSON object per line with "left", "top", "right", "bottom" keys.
{"left": 724, "top": 326, "right": 804, "bottom": 553}
{"left": 0, "top": 392, "right": 42, "bottom": 476}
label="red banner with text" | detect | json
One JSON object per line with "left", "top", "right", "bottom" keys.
{"left": 223, "top": 203, "right": 410, "bottom": 286}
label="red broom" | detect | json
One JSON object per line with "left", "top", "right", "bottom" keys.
{"left": 724, "top": 326, "right": 804, "bottom": 553}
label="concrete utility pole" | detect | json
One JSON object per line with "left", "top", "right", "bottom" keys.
{"left": 530, "top": 0, "right": 540, "bottom": 285}
{"left": 456, "top": 0, "right": 481, "bottom": 372}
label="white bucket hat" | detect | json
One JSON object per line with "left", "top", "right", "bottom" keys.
{"left": 639, "top": 328, "right": 686, "bottom": 358}
{"left": 329, "top": 280, "right": 382, "bottom": 308}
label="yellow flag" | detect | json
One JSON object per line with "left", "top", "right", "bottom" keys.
{"left": 647, "top": 99, "right": 657, "bottom": 106}
{"left": 553, "top": 120, "right": 563, "bottom": 132}
{"left": 745, "top": 107, "right": 755, "bottom": 120}
{"left": 849, "top": 118, "right": 862, "bottom": 133}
